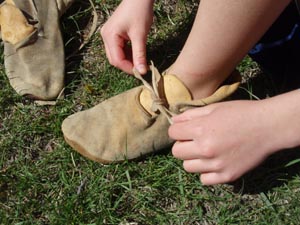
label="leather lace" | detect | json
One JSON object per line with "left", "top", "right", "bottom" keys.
{"left": 133, "top": 62, "right": 175, "bottom": 124}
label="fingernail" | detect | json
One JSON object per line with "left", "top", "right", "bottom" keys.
{"left": 136, "top": 64, "right": 147, "bottom": 74}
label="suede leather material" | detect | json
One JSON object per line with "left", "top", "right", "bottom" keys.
{"left": 62, "top": 86, "right": 172, "bottom": 163}
{"left": 1, "top": 0, "right": 73, "bottom": 100}
{"left": 62, "top": 72, "right": 241, "bottom": 164}
{"left": 0, "top": 2, "right": 35, "bottom": 45}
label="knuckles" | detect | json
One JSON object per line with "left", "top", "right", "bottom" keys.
{"left": 168, "top": 125, "right": 177, "bottom": 139}
{"left": 221, "top": 171, "right": 238, "bottom": 184}
{"left": 182, "top": 161, "right": 197, "bottom": 173}
{"left": 171, "top": 142, "right": 182, "bottom": 159}
{"left": 199, "top": 140, "right": 217, "bottom": 158}
{"left": 200, "top": 172, "right": 237, "bottom": 186}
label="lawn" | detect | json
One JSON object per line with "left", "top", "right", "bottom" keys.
{"left": 1, "top": 0, "right": 300, "bottom": 224}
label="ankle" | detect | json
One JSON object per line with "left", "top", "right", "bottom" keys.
{"left": 167, "top": 65, "right": 228, "bottom": 100}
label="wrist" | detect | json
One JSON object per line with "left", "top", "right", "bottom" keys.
{"left": 260, "top": 90, "right": 300, "bottom": 154}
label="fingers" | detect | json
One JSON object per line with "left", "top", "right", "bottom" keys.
{"left": 101, "top": 20, "right": 149, "bottom": 75}
{"left": 131, "top": 35, "right": 148, "bottom": 74}
{"left": 183, "top": 158, "right": 238, "bottom": 185}
{"left": 172, "top": 140, "right": 222, "bottom": 173}
{"left": 172, "top": 140, "right": 215, "bottom": 160}
{"left": 102, "top": 33, "right": 134, "bottom": 74}
{"left": 102, "top": 33, "right": 147, "bottom": 75}
{"left": 169, "top": 118, "right": 204, "bottom": 141}
{"left": 200, "top": 172, "right": 237, "bottom": 185}
{"left": 182, "top": 159, "right": 219, "bottom": 173}
{"left": 174, "top": 146, "right": 236, "bottom": 185}
{"left": 172, "top": 106, "right": 214, "bottom": 123}
{"left": 200, "top": 173, "right": 223, "bottom": 186}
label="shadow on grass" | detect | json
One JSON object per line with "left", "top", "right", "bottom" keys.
{"left": 147, "top": 9, "right": 196, "bottom": 71}
{"left": 61, "top": 0, "right": 97, "bottom": 96}
{"left": 233, "top": 147, "right": 300, "bottom": 194}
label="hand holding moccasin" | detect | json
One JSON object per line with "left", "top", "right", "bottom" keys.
{"left": 62, "top": 63, "right": 240, "bottom": 163}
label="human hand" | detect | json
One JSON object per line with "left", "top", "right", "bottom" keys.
{"left": 100, "top": 0, "right": 154, "bottom": 74}
{"left": 168, "top": 100, "right": 282, "bottom": 185}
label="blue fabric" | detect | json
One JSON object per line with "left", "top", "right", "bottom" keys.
{"left": 249, "top": 2, "right": 300, "bottom": 92}
{"left": 249, "top": 23, "right": 300, "bottom": 54}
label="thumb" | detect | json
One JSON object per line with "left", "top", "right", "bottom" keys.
{"left": 131, "top": 35, "right": 147, "bottom": 74}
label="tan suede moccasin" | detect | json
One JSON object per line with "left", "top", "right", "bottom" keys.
{"left": 0, "top": 0, "right": 73, "bottom": 100}
{"left": 62, "top": 62, "right": 241, "bottom": 164}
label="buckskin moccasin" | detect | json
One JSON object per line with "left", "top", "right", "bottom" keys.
{"left": 62, "top": 62, "right": 241, "bottom": 163}
{"left": 0, "top": 0, "right": 74, "bottom": 100}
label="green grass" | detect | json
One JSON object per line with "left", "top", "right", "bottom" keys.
{"left": 1, "top": 0, "right": 300, "bottom": 224}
